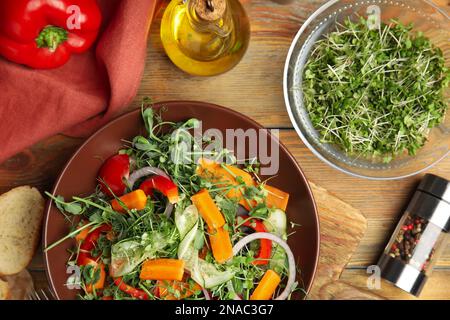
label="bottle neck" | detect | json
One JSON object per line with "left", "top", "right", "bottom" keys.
{"left": 185, "top": 0, "right": 232, "bottom": 38}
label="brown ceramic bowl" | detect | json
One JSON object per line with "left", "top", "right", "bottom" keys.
{"left": 43, "top": 101, "right": 320, "bottom": 300}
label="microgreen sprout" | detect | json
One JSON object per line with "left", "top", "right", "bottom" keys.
{"left": 302, "top": 17, "right": 449, "bottom": 162}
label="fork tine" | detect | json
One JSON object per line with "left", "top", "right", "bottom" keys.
{"left": 47, "top": 288, "right": 57, "bottom": 300}
{"left": 27, "top": 288, "right": 55, "bottom": 300}
{"left": 33, "top": 291, "right": 41, "bottom": 301}
{"left": 40, "top": 289, "right": 49, "bottom": 300}
{"left": 28, "top": 290, "right": 38, "bottom": 300}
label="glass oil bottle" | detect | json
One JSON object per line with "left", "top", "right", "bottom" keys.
{"left": 160, "top": 0, "right": 250, "bottom": 76}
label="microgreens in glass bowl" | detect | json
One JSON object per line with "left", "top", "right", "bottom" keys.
{"left": 284, "top": 0, "right": 450, "bottom": 180}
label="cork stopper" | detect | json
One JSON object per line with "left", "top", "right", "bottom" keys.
{"left": 194, "top": 0, "right": 226, "bottom": 21}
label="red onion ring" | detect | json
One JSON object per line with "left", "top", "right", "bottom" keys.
{"left": 163, "top": 202, "right": 174, "bottom": 218}
{"left": 231, "top": 232, "right": 296, "bottom": 300}
{"left": 202, "top": 287, "right": 211, "bottom": 300}
{"left": 127, "top": 166, "right": 170, "bottom": 188}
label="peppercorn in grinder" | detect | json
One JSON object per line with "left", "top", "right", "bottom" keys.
{"left": 377, "top": 174, "right": 450, "bottom": 296}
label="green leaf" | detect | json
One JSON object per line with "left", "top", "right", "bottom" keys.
{"left": 53, "top": 195, "right": 83, "bottom": 215}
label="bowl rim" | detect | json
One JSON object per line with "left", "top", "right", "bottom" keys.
{"left": 43, "top": 100, "right": 321, "bottom": 299}
{"left": 283, "top": 0, "right": 450, "bottom": 181}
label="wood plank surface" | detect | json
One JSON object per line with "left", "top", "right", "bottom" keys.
{"left": 339, "top": 269, "right": 450, "bottom": 300}
{"left": 1, "top": 0, "right": 449, "bottom": 300}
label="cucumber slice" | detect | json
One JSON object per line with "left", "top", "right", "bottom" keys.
{"left": 264, "top": 208, "right": 287, "bottom": 238}
{"left": 178, "top": 223, "right": 198, "bottom": 261}
{"left": 191, "top": 259, "right": 235, "bottom": 289}
{"left": 175, "top": 204, "right": 198, "bottom": 239}
{"left": 176, "top": 204, "right": 200, "bottom": 263}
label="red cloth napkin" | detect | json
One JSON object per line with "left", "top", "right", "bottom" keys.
{"left": 0, "top": 0, "right": 159, "bottom": 164}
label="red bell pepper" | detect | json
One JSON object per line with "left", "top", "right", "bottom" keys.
{"left": 240, "top": 216, "right": 272, "bottom": 265}
{"left": 113, "top": 277, "right": 149, "bottom": 300}
{"left": 139, "top": 175, "right": 179, "bottom": 204}
{"left": 0, "top": 0, "right": 102, "bottom": 69}
{"left": 98, "top": 154, "right": 130, "bottom": 197}
{"left": 77, "top": 224, "right": 111, "bottom": 266}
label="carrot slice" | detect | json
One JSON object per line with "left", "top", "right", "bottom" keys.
{"left": 250, "top": 269, "right": 281, "bottom": 300}
{"left": 196, "top": 158, "right": 255, "bottom": 199}
{"left": 264, "top": 185, "right": 289, "bottom": 211}
{"left": 225, "top": 165, "right": 255, "bottom": 192}
{"left": 191, "top": 189, "right": 225, "bottom": 229}
{"left": 157, "top": 279, "right": 202, "bottom": 300}
{"left": 196, "top": 159, "right": 290, "bottom": 212}
{"left": 140, "top": 259, "right": 185, "bottom": 281}
{"left": 111, "top": 189, "right": 147, "bottom": 213}
{"left": 208, "top": 226, "right": 233, "bottom": 264}
{"left": 85, "top": 261, "right": 106, "bottom": 293}
{"left": 75, "top": 222, "right": 90, "bottom": 243}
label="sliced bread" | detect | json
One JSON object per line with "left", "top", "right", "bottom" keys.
{"left": 0, "top": 186, "right": 44, "bottom": 276}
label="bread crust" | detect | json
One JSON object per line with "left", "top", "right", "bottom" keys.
{"left": 0, "top": 186, "right": 44, "bottom": 276}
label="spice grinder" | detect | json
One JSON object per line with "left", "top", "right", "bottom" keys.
{"left": 377, "top": 174, "right": 450, "bottom": 296}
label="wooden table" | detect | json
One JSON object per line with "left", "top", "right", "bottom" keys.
{"left": 2, "top": 0, "right": 449, "bottom": 300}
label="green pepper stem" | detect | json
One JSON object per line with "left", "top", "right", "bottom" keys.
{"left": 35, "top": 26, "right": 68, "bottom": 52}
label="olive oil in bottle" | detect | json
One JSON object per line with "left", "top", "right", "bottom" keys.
{"left": 160, "top": 0, "right": 250, "bottom": 76}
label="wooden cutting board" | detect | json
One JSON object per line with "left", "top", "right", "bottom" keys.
{"left": 308, "top": 182, "right": 383, "bottom": 300}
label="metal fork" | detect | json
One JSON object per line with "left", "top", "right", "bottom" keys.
{"left": 27, "top": 288, "right": 56, "bottom": 300}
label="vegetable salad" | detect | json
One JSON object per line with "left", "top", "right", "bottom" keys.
{"left": 46, "top": 101, "right": 300, "bottom": 300}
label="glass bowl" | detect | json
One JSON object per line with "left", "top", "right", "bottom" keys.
{"left": 283, "top": 0, "right": 449, "bottom": 180}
